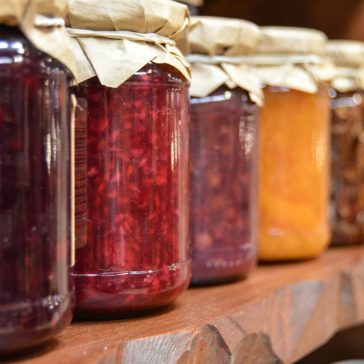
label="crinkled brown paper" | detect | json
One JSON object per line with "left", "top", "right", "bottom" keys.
{"left": 327, "top": 41, "right": 364, "bottom": 92}
{"left": 249, "top": 26, "right": 328, "bottom": 94}
{"left": 67, "top": 0, "right": 191, "bottom": 87}
{"left": 187, "top": 16, "right": 263, "bottom": 104}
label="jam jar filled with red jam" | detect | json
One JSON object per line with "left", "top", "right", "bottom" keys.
{"left": 73, "top": 63, "right": 190, "bottom": 317}
{"left": 0, "top": 26, "right": 73, "bottom": 355}
{"left": 190, "top": 88, "right": 258, "bottom": 284}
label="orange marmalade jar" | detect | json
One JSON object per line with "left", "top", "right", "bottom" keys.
{"left": 254, "top": 27, "right": 331, "bottom": 260}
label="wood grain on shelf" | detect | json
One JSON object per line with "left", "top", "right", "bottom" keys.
{"left": 10, "top": 247, "right": 364, "bottom": 364}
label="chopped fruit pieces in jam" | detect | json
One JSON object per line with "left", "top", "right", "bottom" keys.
{"left": 0, "top": 26, "right": 72, "bottom": 355}
{"left": 190, "top": 88, "right": 258, "bottom": 284}
{"left": 73, "top": 63, "right": 190, "bottom": 317}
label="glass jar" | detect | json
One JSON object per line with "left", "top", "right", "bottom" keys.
{"left": 190, "top": 88, "right": 258, "bottom": 284}
{"left": 259, "top": 85, "right": 330, "bottom": 260}
{"left": 0, "top": 26, "right": 73, "bottom": 354}
{"left": 73, "top": 63, "right": 190, "bottom": 317}
{"left": 330, "top": 89, "right": 364, "bottom": 245}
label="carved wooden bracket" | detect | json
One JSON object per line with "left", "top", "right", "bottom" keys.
{"left": 16, "top": 247, "right": 364, "bottom": 364}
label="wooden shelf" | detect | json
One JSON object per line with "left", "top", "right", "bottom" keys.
{"left": 15, "top": 247, "right": 364, "bottom": 364}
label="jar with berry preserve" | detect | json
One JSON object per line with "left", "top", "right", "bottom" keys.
{"left": 251, "top": 27, "right": 331, "bottom": 260}
{"left": 187, "top": 16, "right": 262, "bottom": 284}
{"left": 67, "top": 0, "right": 191, "bottom": 317}
{"left": 327, "top": 41, "right": 364, "bottom": 245}
{"left": 0, "top": 0, "right": 76, "bottom": 356}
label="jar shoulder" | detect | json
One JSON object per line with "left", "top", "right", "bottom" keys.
{"left": 129, "top": 62, "right": 187, "bottom": 85}
{"left": 191, "top": 86, "right": 252, "bottom": 106}
{"left": 0, "top": 26, "right": 69, "bottom": 75}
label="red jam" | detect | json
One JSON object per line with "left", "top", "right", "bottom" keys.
{"left": 330, "top": 89, "right": 364, "bottom": 245}
{"left": 0, "top": 27, "right": 73, "bottom": 355}
{"left": 73, "top": 63, "right": 190, "bottom": 317}
{"left": 190, "top": 88, "right": 258, "bottom": 284}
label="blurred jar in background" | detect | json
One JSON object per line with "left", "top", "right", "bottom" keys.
{"left": 0, "top": 1, "right": 75, "bottom": 355}
{"left": 187, "top": 16, "right": 262, "bottom": 284}
{"left": 327, "top": 41, "right": 364, "bottom": 245}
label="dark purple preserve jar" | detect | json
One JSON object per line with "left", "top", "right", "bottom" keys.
{"left": 0, "top": 26, "right": 73, "bottom": 355}
{"left": 190, "top": 88, "right": 259, "bottom": 284}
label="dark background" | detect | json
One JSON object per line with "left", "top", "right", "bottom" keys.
{"left": 200, "top": 0, "right": 364, "bottom": 41}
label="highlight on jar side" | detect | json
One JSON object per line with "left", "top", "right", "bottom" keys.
{"left": 252, "top": 27, "right": 331, "bottom": 261}
{"left": 187, "top": 16, "right": 262, "bottom": 284}
{"left": 67, "top": 0, "right": 191, "bottom": 317}
{"left": 0, "top": 0, "right": 76, "bottom": 355}
{"left": 327, "top": 41, "right": 364, "bottom": 245}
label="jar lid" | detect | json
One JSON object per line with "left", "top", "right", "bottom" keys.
{"left": 328, "top": 40, "right": 364, "bottom": 68}
{"left": 257, "top": 26, "right": 327, "bottom": 56}
{"left": 67, "top": 0, "right": 191, "bottom": 87}
{"left": 245, "top": 27, "right": 329, "bottom": 94}
{"left": 187, "top": 16, "right": 262, "bottom": 104}
{"left": 326, "top": 40, "right": 364, "bottom": 92}
{"left": 67, "top": 0, "right": 188, "bottom": 40}
{"left": 189, "top": 16, "right": 261, "bottom": 56}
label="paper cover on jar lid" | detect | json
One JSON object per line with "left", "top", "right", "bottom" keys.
{"left": 248, "top": 26, "right": 328, "bottom": 94}
{"left": 187, "top": 16, "right": 263, "bottom": 105}
{"left": 257, "top": 26, "right": 327, "bottom": 56}
{"left": 189, "top": 16, "right": 261, "bottom": 56}
{"left": 328, "top": 40, "right": 364, "bottom": 67}
{"left": 0, "top": 0, "right": 76, "bottom": 77}
{"left": 327, "top": 40, "right": 364, "bottom": 92}
{"left": 67, "top": 0, "right": 191, "bottom": 87}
